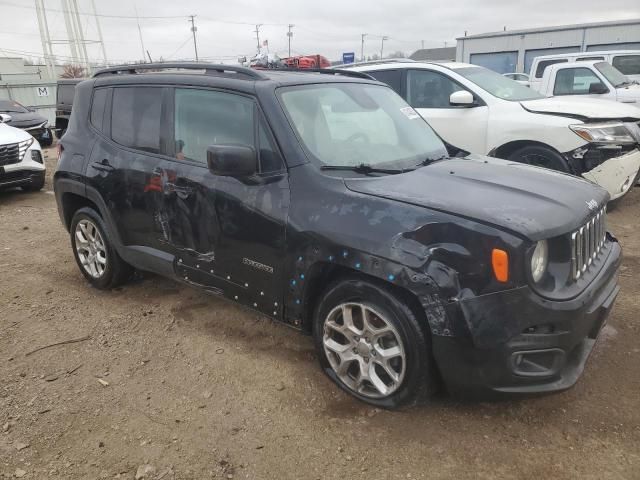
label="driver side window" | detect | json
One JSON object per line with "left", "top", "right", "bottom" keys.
{"left": 406, "top": 70, "right": 466, "bottom": 108}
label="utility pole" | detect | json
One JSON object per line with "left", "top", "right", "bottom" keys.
{"left": 287, "top": 24, "right": 294, "bottom": 58}
{"left": 34, "top": 0, "right": 55, "bottom": 78}
{"left": 360, "top": 33, "right": 367, "bottom": 62}
{"left": 380, "top": 36, "right": 389, "bottom": 59}
{"left": 254, "top": 24, "right": 262, "bottom": 54}
{"left": 70, "top": 0, "right": 91, "bottom": 74}
{"left": 189, "top": 15, "right": 199, "bottom": 61}
{"left": 91, "top": 0, "right": 108, "bottom": 65}
{"left": 421, "top": 40, "right": 424, "bottom": 49}
{"left": 133, "top": 1, "right": 146, "bottom": 62}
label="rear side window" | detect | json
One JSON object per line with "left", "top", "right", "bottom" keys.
{"left": 535, "top": 59, "right": 568, "bottom": 78}
{"left": 612, "top": 55, "right": 640, "bottom": 75}
{"left": 90, "top": 88, "right": 108, "bottom": 132}
{"left": 111, "top": 87, "right": 162, "bottom": 153}
{"left": 576, "top": 56, "right": 604, "bottom": 62}
{"left": 369, "top": 70, "right": 403, "bottom": 95}
{"left": 57, "top": 85, "right": 75, "bottom": 105}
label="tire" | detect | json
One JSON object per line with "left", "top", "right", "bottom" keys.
{"left": 21, "top": 172, "right": 45, "bottom": 192}
{"left": 70, "top": 207, "right": 133, "bottom": 289}
{"left": 506, "top": 145, "right": 569, "bottom": 172}
{"left": 312, "top": 277, "right": 437, "bottom": 409}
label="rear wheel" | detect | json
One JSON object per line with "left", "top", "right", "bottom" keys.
{"left": 507, "top": 145, "right": 569, "bottom": 172}
{"left": 70, "top": 207, "right": 133, "bottom": 289}
{"left": 313, "top": 277, "right": 437, "bottom": 408}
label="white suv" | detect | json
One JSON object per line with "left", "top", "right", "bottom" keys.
{"left": 347, "top": 61, "right": 640, "bottom": 201}
{"left": 0, "top": 114, "right": 46, "bottom": 192}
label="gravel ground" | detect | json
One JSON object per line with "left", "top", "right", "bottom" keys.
{"left": 1, "top": 148, "right": 639, "bottom": 479}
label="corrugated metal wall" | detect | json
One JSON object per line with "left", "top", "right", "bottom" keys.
{"left": 457, "top": 21, "right": 640, "bottom": 73}
{"left": 0, "top": 81, "right": 57, "bottom": 125}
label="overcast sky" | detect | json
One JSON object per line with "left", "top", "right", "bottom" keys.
{"left": 1, "top": 0, "right": 639, "bottom": 64}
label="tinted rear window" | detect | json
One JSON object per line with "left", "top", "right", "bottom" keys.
{"left": 535, "top": 59, "right": 568, "bottom": 78}
{"left": 612, "top": 55, "right": 640, "bottom": 75}
{"left": 90, "top": 88, "right": 108, "bottom": 132}
{"left": 58, "top": 85, "right": 76, "bottom": 105}
{"left": 111, "top": 87, "right": 162, "bottom": 153}
{"left": 369, "top": 70, "right": 403, "bottom": 96}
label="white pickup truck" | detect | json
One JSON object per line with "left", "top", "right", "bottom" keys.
{"left": 533, "top": 60, "right": 640, "bottom": 106}
{"left": 349, "top": 61, "right": 640, "bottom": 201}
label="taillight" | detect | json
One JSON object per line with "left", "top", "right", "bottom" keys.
{"left": 57, "top": 143, "right": 64, "bottom": 161}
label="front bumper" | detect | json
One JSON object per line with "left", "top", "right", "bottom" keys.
{"left": 581, "top": 148, "right": 640, "bottom": 201}
{"left": 433, "top": 239, "right": 621, "bottom": 398}
{"left": 0, "top": 147, "right": 46, "bottom": 190}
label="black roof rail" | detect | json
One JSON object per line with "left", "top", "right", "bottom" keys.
{"left": 285, "top": 68, "right": 375, "bottom": 80}
{"left": 93, "top": 62, "right": 268, "bottom": 80}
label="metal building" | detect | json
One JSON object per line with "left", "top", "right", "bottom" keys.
{"left": 456, "top": 19, "right": 640, "bottom": 74}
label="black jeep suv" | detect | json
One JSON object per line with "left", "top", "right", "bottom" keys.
{"left": 54, "top": 63, "right": 621, "bottom": 408}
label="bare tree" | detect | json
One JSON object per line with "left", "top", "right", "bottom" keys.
{"left": 387, "top": 50, "right": 406, "bottom": 59}
{"left": 60, "top": 64, "right": 86, "bottom": 78}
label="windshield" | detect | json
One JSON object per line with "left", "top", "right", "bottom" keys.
{"left": 455, "top": 67, "right": 544, "bottom": 101}
{"left": 595, "top": 62, "right": 630, "bottom": 87}
{"left": 278, "top": 83, "right": 447, "bottom": 170}
{"left": 0, "top": 100, "right": 28, "bottom": 113}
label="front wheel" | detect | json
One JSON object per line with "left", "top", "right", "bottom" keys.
{"left": 313, "top": 277, "right": 437, "bottom": 408}
{"left": 507, "top": 145, "right": 569, "bottom": 172}
{"left": 70, "top": 207, "right": 133, "bottom": 289}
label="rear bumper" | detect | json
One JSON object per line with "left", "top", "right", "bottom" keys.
{"left": 433, "top": 240, "right": 621, "bottom": 398}
{"left": 582, "top": 148, "right": 640, "bottom": 201}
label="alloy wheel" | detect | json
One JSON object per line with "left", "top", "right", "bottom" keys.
{"left": 75, "top": 219, "right": 107, "bottom": 278}
{"left": 322, "top": 302, "right": 406, "bottom": 398}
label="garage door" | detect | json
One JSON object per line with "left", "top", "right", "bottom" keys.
{"left": 469, "top": 51, "right": 518, "bottom": 74}
{"left": 524, "top": 46, "right": 581, "bottom": 73}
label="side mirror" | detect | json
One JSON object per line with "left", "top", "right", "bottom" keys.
{"left": 588, "top": 82, "right": 608, "bottom": 94}
{"left": 449, "top": 90, "right": 475, "bottom": 106}
{"left": 0, "top": 113, "right": 11, "bottom": 123}
{"left": 206, "top": 144, "right": 257, "bottom": 177}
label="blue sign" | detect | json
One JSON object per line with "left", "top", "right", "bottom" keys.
{"left": 342, "top": 52, "right": 355, "bottom": 64}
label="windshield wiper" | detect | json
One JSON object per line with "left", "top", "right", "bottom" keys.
{"left": 320, "top": 163, "right": 411, "bottom": 174}
{"left": 616, "top": 81, "right": 632, "bottom": 87}
{"left": 415, "top": 154, "right": 448, "bottom": 167}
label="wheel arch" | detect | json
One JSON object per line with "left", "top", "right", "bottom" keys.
{"left": 299, "top": 261, "right": 432, "bottom": 338}
{"left": 490, "top": 139, "right": 563, "bottom": 161}
{"left": 60, "top": 192, "right": 100, "bottom": 230}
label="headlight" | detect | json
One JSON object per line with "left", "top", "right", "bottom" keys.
{"left": 531, "top": 240, "right": 548, "bottom": 283}
{"left": 570, "top": 122, "right": 635, "bottom": 145}
{"left": 18, "top": 138, "right": 34, "bottom": 161}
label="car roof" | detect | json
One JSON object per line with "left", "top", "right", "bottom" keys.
{"left": 349, "top": 61, "right": 476, "bottom": 72}
{"left": 533, "top": 50, "right": 640, "bottom": 61}
{"left": 90, "top": 63, "right": 381, "bottom": 93}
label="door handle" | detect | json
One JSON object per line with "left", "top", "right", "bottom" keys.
{"left": 91, "top": 159, "right": 115, "bottom": 172}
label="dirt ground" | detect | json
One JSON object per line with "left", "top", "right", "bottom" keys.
{"left": 1, "top": 147, "right": 639, "bottom": 480}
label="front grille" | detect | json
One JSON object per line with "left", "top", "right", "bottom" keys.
{"left": 570, "top": 207, "right": 607, "bottom": 280}
{"left": 0, "top": 142, "right": 20, "bottom": 166}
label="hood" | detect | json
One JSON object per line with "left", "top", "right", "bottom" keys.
{"left": 521, "top": 96, "right": 640, "bottom": 121}
{"left": 3, "top": 111, "right": 48, "bottom": 128}
{"left": 344, "top": 155, "right": 608, "bottom": 241}
{"left": 0, "top": 123, "right": 33, "bottom": 144}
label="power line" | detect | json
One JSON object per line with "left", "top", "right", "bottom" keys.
{"left": 0, "top": 0, "right": 185, "bottom": 19}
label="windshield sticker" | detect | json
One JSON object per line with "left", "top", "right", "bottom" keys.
{"left": 400, "top": 107, "right": 420, "bottom": 120}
